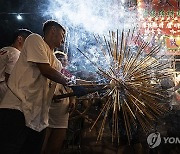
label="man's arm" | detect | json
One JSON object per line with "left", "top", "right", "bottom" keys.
{"left": 36, "top": 63, "right": 70, "bottom": 85}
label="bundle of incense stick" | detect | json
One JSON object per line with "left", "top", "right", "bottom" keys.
{"left": 77, "top": 29, "right": 174, "bottom": 144}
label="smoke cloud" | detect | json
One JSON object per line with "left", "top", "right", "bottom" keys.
{"left": 42, "top": 0, "right": 137, "bottom": 77}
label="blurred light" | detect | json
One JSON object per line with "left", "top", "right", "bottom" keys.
{"left": 16, "top": 14, "right": 23, "bottom": 20}
{"left": 143, "top": 22, "right": 146, "bottom": 28}
{"left": 137, "top": 8, "right": 143, "bottom": 15}
{"left": 137, "top": 2, "right": 142, "bottom": 7}
{"left": 148, "top": 17, "right": 152, "bottom": 21}
{"left": 170, "top": 35, "right": 174, "bottom": 40}
{"left": 161, "top": 17, "right": 164, "bottom": 21}
{"left": 160, "top": 35, "right": 164, "bottom": 40}
{"left": 174, "top": 17, "right": 178, "bottom": 21}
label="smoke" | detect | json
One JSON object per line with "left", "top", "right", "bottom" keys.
{"left": 41, "top": 0, "right": 138, "bottom": 77}
{"left": 43, "top": 0, "right": 133, "bottom": 33}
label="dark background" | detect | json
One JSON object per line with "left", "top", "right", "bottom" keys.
{"left": 0, "top": 0, "right": 48, "bottom": 48}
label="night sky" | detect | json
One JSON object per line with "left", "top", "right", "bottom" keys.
{"left": 0, "top": 0, "right": 49, "bottom": 48}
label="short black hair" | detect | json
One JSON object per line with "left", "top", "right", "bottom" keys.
{"left": 12, "top": 29, "right": 32, "bottom": 43}
{"left": 42, "top": 20, "right": 65, "bottom": 34}
{"left": 54, "top": 51, "right": 67, "bottom": 59}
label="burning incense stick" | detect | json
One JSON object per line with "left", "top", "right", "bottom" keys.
{"left": 77, "top": 29, "right": 174, "bottom": 144}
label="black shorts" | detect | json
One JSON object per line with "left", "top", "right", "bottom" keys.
{"left": 0, "top": 108, "right": 46, "bottom": 154}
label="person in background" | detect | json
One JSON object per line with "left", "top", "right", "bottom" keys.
{"left": 0, "top": 29, "right": 32, "bottom": 102}
{"left": 42, "top": 51, "right": 76, "bottom": 154}
{"left": 0, "top": 20, "right": 71, "bottom": 154}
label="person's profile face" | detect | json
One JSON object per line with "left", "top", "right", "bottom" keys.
{"left": 58, "top": 55, "right": 68, "bottom": 67}
{"left": 54, "top": 28, "right": 65, "bottom": 48}
{"left": 17, "top": 36, "right": 26, "bottom": 50}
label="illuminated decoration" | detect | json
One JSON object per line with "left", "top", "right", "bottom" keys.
{"left": 165, "top": 35, "right": 180, "bottom": 53}
{"left": 137, "top": 0, "right": 180, "bottom": 54}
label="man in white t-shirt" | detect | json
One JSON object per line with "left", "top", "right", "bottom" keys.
{"left": 0, "top": 20, "right": 71, "bottom": 154}
{"left": 42, "top": 51, "right": 76, "bottom": 154}
{"left": 0, "top": 29, "right": 32, "bottom": 102}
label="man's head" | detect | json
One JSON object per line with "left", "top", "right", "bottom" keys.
{"left": 12, "top": 29, "right": 32, "bottom": 51}
{"left": 43, "top": 20, "right": 66, "bottom": 49}
{"left": 54, "top": 51, "right": 68, "bottom": 67}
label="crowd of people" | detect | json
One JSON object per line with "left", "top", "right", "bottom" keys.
{"left": 0, "top": 20, "right": 77, "bottom": 154}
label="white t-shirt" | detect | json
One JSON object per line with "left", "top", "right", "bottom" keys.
{"left": 0, "top": 47, "right": 20, "bottom": 82}
{"left": 0, "top": 33, "right": 62, "bottom": 132}
{"left": 48, "top": 84, "right": 71, "bottom": 128}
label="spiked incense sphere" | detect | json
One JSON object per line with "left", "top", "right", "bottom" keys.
{"left": 77, "top": 28, "right": 174, "bottom": 144}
